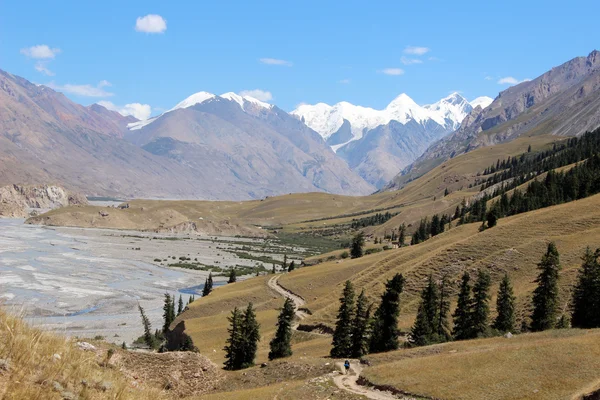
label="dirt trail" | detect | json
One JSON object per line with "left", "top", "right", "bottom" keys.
{"left": 268, "top": 275, "right": 408, "bottom": 399}
{"left": 267, "top": 275, "right": 310, "bottom": 326}
{"left": 333, "top": 361, "right": 406, "bottom": 400}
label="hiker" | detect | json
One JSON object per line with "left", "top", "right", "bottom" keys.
{"left": 344, "top": 359, "right": 350, "bottom": 374}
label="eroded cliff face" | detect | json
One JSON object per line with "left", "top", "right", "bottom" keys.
{"left": 0, "top": 184, "right": 87, "bottom": 218}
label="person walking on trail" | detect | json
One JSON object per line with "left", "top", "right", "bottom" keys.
{"left": 344, "top": 359, "right": 350, "bottom": 374}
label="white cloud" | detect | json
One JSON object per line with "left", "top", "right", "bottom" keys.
{"left": 135, "top": 14, "right": 167, "bottom": 33}
{"left": 339, "top": 79, "right": 351, "bottom": 84}
{"left": 46, "top": 81, "right": 114, "bottom": 97}
{"left": 20, "top": 45, "right": 61, "bottom": 59}
{"left": 259, "top": 58, "right": 293, "bottom": 67}
{"left": 497, "top": 76, "right": 531, "bottom": 85}
{"left": 35, "top": 62, "right": 55, "bottom": 76}
{"left": 380, "top": 68, "right": 405, "bottom": 76}
{"left": 97, "top": 100, "right": 152, "bottom": 120}
{"left": 401, "top": 56, "right": 423, "bottom": 65}
{"left": 239, "top": 89, "right": 273, "bottom": 102}
{"left": 98, "top": 80, "right": 112, "bottom": 88}
{"left": 404, "top": 46, "right": 430, "bottom": 56}
{"left": 485, "top": 76, "right": 493, "bottom": 81}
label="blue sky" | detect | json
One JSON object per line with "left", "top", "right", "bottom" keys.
{"left": 2, "top": 0, "right": 598, "bottom": 119}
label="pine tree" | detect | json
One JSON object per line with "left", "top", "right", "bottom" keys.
{"left": 369, "top": 274, "right": 405, "bottom": 353}
{"left": 410, "top": 275, "right": 439, "bottom": 346}
{"left": 162, "top": 293, "right": 175, "bottom": 335}
{"left": 239, "top": 303, "right": 260, "bottom": 368}
{"left": 350, "top": 232, "right": 365, "bottom": 259}
{"left": 531, "top": 242, "right": 561, "bottom": 331}
{"left": 272, "top": 264, "right": 277, "bottom": 274}
{"left": 398, "top": 224, "right": 406, "bottom": 247}
{"left": 138, "top": 304, "right": 155, "bottom": 349}
{"left": 288, "top": 261, "right": 296, "bottom": 272}
{"left": 202, "top": 272, "right": 214, "bottom": 296}
{"left": 470, "top": 270, "right": 491, "bottom": 338}
{"left": 177, "top": 294, "right": 184, "bottom": 315}
{"left": 351, "top": 290, "right": 371, "bottom": 358}
{"left": 283, "top": 254, "right": 288, "bottom": 270}
{"left": 571, "top": 247, "right": 600, "bottom": 328}
{"left": 223, "top": 307, "right": 243, "bottom": 370}
{"left": 436, "top": 275, "right": 452, "bottom": 342}
{"left": 444, "top": 188, "right": 449, "bottom": 197}
{"left": 453, "top": 272, "right": 473, "bottom": 340}
{"left": 493, "top": 274, "right": 516, "bottom": 333}
{"left": 228, "top": 268, "right": 237, "bottom": 283}
{"left": 269, "top": 298, "right": 295, "bottom": 360}
{"left": 331, "top": 281, "right": 355, "bottom": 357}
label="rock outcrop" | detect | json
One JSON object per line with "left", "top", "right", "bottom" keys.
{"left": 0, "top": 184, "right": 87, "bottom": 218}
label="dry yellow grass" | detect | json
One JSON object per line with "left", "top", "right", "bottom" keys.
{"left": 361, "top": 329, "right": 600, "bottom": 400}
{"left": 182, "top": 193, "right": 600, "bottom": 368}
{"left": 0, "top": 309, "right": 167, "bottom": 399}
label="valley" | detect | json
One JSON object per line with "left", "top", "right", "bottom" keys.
{"left": 2, "top": 7, "right": 600, "bottom": 397}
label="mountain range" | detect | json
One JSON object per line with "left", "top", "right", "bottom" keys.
{"left": 2, "top": 50, "right": 598, "bottom": 200}
{"left": 387, "top": 49, "right": 600, "bottom": 190}
{"left": 292, "top": 93, "right": 492, "bottom": 187}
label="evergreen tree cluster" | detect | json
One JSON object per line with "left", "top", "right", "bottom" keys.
{"left": 223, "top": 303, "right": 260, "bottom": 370}
{"left": 202, "top": 272, "right": 214, "bottom": 297}
{"left": 331, "top": 275, "right": 405, "bottom": 358}
{"left": 410, "top": 214, "right": 451, "bottom": 245}
{"left": 571, "top": 247, "right": 600, "bottom": 328}
{"left": 412, "top": 129, "right": 600, "bottom": 246}
{"left": 350, "top": 232, "right": 365, "bottom": 259}
{"left": 409, "top": 275, "right": 451, "bottom": 346}
{"left": 350, "top": 212, "right": 398, "bottom": 229}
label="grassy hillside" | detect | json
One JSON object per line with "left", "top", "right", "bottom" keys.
{"left": 362, "top": 329, "right": 600, "bottom": 400}
{"left": 181, "top": 193, "right": 600, "bottom": 364}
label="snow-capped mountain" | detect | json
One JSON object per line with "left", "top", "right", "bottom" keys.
{"left": 292, "top": 92, "right": 487, "bottom": 188}
{"left": 292, "top": 92, "right": 477, "bottom": 150}
{"left": 127, "top": 91, "right": 273, "bottom": 131}
{"left": 469, "top": 96, "right": 494, "bottom": 110}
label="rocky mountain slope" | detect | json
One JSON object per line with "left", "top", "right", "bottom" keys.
{"left": 0, "top": 184, "right": 87, "bottom": 217}
{"left": 387, "top": 50, "right": 600, "bottom": 190}
{"left": 123, "top": 92, "right": 374, "bottom": 198}
{"left": 0, "top": 69, "right": 372, "bottom": 200}
{"left": 293, "top": 93, "right": 491, "bottom": 188}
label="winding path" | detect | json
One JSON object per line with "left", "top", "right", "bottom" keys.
{"left": 267, "top": 274, "right": 407, "bottom": 399}
{"left": 333, "top": 361, "right": 404, "bottom": 400}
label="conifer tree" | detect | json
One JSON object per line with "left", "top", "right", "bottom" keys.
{"left": 398, "top": 224, "right": 406, "bottom": 247}
{"left": 239, "top": 303, "right": 260, "bottom": 368}
{"left": 223, "top": 307, "right": 243, "bottom": 370}
{"left": 493, "top": 274, "right": 516, "bottom": 333}
{"left": 272, "top": 264, "right": 277, "bottom": 274}
{"left": 369, "top": 274, "right": 405, "bottom": 353}
{"left": 228, "top": 268, "right": 237, "bottom": 283}
{"left": 350, "top": 232, "right": 365, "bottom": 259}
{"left": 162, "top": 293, "right": 175, "bottom": 335}
{"left": 331, "top": 281, "right": 355, "bottom": 357}
{"left": 531, "top": 242, "right": 561, "bottom": 331}
{"left": 470, "top": 270, "right": 491, "bottom": 338}
{"left": 138, "top": 304, "right": 155, "bottom": 349}
{"left": 202, "top": 272, "right": 214, "bottom": 296}
{"left": 269, "top": 298, "right": 295, "bottom": 360}
{"left": 453, "top": 272, "right": 473, "bottom": 340}
{"left": 288, "top": 261, "right": 296, "bottom": 272}
{"left": 177, "top": 294, "right": 184, "bottom": 315}
{"left": 283, "top": 254, "right": 288, "bottom": 270}
{"left": 571, "top": 247, "right": 600, "bottom": 328}
{"left": 351, "top": 290, "right": 371, "bottom": 358}
{"left": 410, "top": 275, "right": 439, "bottom": 346}
{"left": 436, "top": 275, "right": 452, "bottom": 342}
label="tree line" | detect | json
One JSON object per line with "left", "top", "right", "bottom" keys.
{"left": 331, "top": 243, "right": 600, "bottom": 356}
